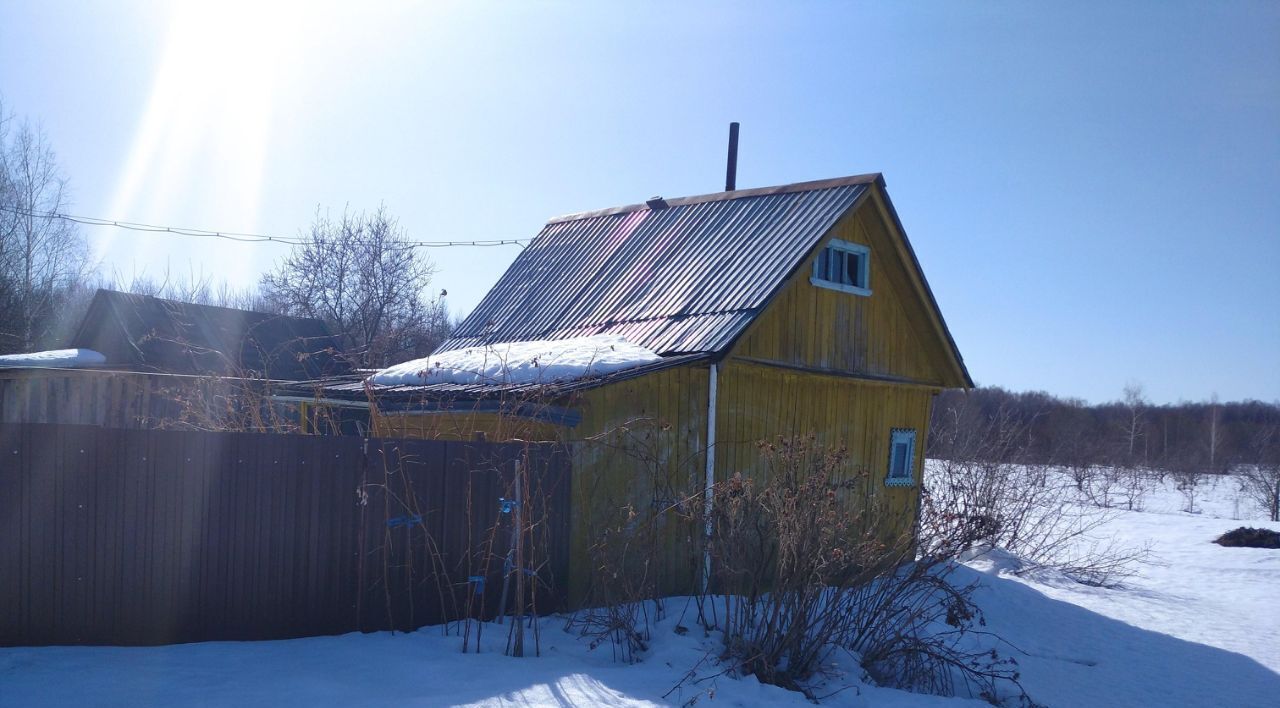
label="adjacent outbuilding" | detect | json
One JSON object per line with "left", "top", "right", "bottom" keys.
{"left": 0, "top": 290, "right": 352, "bottom": 429}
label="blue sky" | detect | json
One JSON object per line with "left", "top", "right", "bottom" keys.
{"left": 1, "top": 1, "right": 1276, "bottom": 404}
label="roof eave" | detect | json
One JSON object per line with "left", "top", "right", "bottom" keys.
{"left": 314, "top": 352, "right": 714, "bottom": 405}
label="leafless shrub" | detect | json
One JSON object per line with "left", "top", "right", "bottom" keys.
{"left": 1175, "top": 470, "right": 1203, "bottom": 514}
{"left": 1077, "top": 464, "right": 1151, "bottom": 512}
{"left": 926, "top": 461, "right": 1147, "bottom": 588}
{"left": 148, "top": 375, "right": 300, "bottom": 432}
{"left": 562, "top": 415, "right": 702, "bottom": 664}
{"left": 1237, "top": 426, "right": 1280, "bottom": 521}
{"left": 927, "top": 396, "right": 1146, "bottom": 588}
{"left": 139, "top": 335, "right": 320, "bottom": 433}
{"left": 563, "top": 426, "right": 1039, "bottom": 702}
{"left": 704, "top": 436, "right": 1034, "bottom": 704}
{"left": 1112, "top": 466, "right": 1152, "bottom": 512}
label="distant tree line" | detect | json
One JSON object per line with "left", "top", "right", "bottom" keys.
{"left": 0, "top": 97, "right": 452, "bottom": 367}
{"left": 929, "top": 385, "right": 1280, "bottom": 519}
{"left": 930, "top": 384, "right": 1279, "bottom": 474}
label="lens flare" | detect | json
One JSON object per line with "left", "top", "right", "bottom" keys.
{"left": 105, "top": 0, "right": 302, "bottom": 281}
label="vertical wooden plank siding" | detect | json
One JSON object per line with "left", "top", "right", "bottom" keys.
{"left": 731, "top": 199, "right": 958, "bottom": 387}
{"left": 714, "top": 360, "right": 935, "bottom": 540}
{"left": 567, "top": 365, "right": 709, "bottom": 601}
{"left": 370, "top": 358, "right": 940, "bottom": 599}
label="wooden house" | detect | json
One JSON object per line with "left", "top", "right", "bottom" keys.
{"left": 299, "top": 173, "right": 971, "bottom": 597}
{"left": 0, "top": 290, "right": 355, "bottom": 431}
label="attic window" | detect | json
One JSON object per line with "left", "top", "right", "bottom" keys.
{"left": 810, "top": 239, "right": 871, "bottom": 296}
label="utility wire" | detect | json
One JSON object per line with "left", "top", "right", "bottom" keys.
{"left": 0, "top": 205, "right": 530, "bottom": 248}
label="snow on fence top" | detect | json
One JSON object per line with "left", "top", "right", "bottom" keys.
{"left": 0, "top": 348, "right": 107, "bottom": 369}
{"left": 369, "top": 335, "right": 662, "bottom": 387}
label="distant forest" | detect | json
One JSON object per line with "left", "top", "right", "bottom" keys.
{"left": 929, "top": 385, "right": 1280, "bottom": 476}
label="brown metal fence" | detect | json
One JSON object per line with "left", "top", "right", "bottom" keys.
{"left": 0, "top": 423, "right": 571, "bottom": 646}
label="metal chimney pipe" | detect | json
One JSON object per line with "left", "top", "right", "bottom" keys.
{"left": 725, "top": 122, "right": 739, "bottom": 191}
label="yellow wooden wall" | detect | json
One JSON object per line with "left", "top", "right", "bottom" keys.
{"left": 370, "top": 366, "right": 711, "bottom": 602}
{"left": 569, "top": 364, "right": 710, "bottom": 601}
{"left": 370, "top": 358, "right": 936, "bottom": 601}
{"left": 732, "top": 189, "right": 961, "bottom": 387}
{"left": 712, "top": 360, "right": 934, "bottom": 542}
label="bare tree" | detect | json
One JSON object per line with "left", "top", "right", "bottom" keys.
{"left": 1050, "top": 399, "right": 1101, "bottom": 491}
{"left": 260, "top": 205, "right": 451, "bottom": 367}
{"left": 1208, "top": 392, "right": 1221, "bottom": 473}
{"left": 110, "top": 264, "right": 263, "bottom": 311}
{"left": 0, "top": 98, "right": 92, "bottom": 353}
{"left": 1238, "top": 425, "right": 1280, "bottom": 521}
{"left": 1120, "top": 382, "right": 1146, "bottom": 467}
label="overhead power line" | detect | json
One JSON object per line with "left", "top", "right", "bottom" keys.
{"left": 0, "top": 205, "right": 530, "bottom": 248}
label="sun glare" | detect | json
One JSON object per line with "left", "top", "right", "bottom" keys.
{"left": 104, "top": 1, "right": 303, "bottom": 277}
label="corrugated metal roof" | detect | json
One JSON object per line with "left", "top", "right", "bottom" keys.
{"left": 438, "top": 176, "right": 875, "bottom": 356}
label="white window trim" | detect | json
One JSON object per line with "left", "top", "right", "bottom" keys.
{"left": 810, "top": 238, "right": 871, "bottom": 297}
{"left": 886, "top": 428, "right": 917, "bottom": 487}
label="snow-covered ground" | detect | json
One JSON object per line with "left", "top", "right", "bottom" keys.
{"left": 961, "top": 472, "right": 1280, "bottom": 707}
{"left": 3, "top": 471, "right": 1278, "bottom": 707}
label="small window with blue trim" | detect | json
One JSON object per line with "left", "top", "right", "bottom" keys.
{"left": 886, "top": 428, "right": 917, "bottom": 486}
{"left": 811, "top": 239, "right": 871, "bottom": 296}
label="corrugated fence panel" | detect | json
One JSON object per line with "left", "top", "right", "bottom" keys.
{"left": 0, "top": 422, "right": 570, "bottom": 646}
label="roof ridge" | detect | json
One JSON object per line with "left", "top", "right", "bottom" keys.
{"left": 94, "top": 288, "right": 327, "bottom": 326}
{"left": 546, "top": 172, "right": 883, "bottom": 225}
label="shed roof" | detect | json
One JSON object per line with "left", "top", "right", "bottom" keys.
{"left": 438, "top": 174, "right": 879, "bottom": 356}
{"left": 283, "top": 352, "right": 711, "bottom": 404}
{"left": 68, "top": 289, "right": 351, "bottom": 380}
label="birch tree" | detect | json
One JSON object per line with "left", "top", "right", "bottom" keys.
{"left": 0, "top": 99, "right": 91, "bottom": 353}
{"left": 1120, "top": 382, "right": 1146, "bottom": 467}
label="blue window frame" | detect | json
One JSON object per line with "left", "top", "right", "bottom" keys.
{"left": 810, "top": 238, "right": 871, "bottom": 296}
{"left": 886, "top": 428, "right": 917, "bottom": 486}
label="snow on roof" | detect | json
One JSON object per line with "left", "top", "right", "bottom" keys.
{"left": 369, "top": 335, "right": 661, "bottom": 387}
{"left": 0, "top": 348, "right": 106, "bottom": 369}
